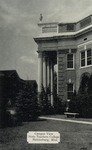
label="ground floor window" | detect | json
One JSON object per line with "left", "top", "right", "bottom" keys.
{"left": 67, "top": 83, "right": 73, "bottom": 99}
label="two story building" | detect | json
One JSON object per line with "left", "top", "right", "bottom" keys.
{"left": 34, "top": 15, "right": 92, "bottom": 106}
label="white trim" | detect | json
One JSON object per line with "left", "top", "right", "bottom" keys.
{"left": 78, "top": 39, "right": 92, "bottom": 48}
{"left": 66, "top": 68, "right": 75, "bottom": 70}
{"left": 57, "top": 24, "right": 59, "bottom": 33}
{"left": 84, "top": 45, "right": 86, "bottom": 50}
{"left": 69, "top": 49, "right": 71, "bottom": 53}
{"left": 68, "top": 79, "right": 71, "bottom": 83}
{"left": 80, "top": 64, "right": 92, "bottom": 69}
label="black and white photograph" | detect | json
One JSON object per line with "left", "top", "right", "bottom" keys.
{"left": 0, "top": 0, "right": 92, "bottom": 150}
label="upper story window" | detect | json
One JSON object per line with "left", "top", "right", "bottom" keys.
{"left": 81, "top": 51, "right": 85, "bottom": 67}
{"left": 67, "top": 53, "right": 74, "bottom": 69}
{"left": 80, "top": 49, "right": 92, "bottom": 67}
{"left": 87, "top": 49, "right": 92, "bottom": 65}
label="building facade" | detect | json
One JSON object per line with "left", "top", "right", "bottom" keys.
{"left": 34, "top": 15, "right": 92, "bottom": 105}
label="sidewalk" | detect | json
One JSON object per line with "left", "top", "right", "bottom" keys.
{"left": 39, "top": 115, "right": 92, "bottom": 125}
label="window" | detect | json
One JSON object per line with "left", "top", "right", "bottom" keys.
{"left": 67, "top": 54, "right": 74, "bottom": 69}
{"left": 80, "top": 49, "right": 92, "bottom": 67}
{"left": 81, "top": 51, "right": 85, "bottom": 67}
{"left": 87, "top": 49, "right": 91, "bottom": 65}
{"left": 67, "top": 83, "right": 73, "bottom": 99}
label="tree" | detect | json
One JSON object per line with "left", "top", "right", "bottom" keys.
{"left": 69, "top": 73, "right": 92, "bottom": 117}
{"left": 88, "top": 74, "right": 92, "bottom": 94}
{"left": 53, "top": 72, "right": 65, "bottom": 114}
{"left": 39, "top": 85, "right": 53, "bottom": 115}
{"left": 15, "top": 81, "right": 39, "bottom": 121}
{"left": 78, "top": 73, "right": 90, "bottom": 94}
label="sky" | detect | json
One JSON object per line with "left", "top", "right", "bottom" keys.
{"left": 0, "top": 0, "right": 92, "bottom": 82}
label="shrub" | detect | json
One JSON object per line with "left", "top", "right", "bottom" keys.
{"left": 69, "top": 92, "right": 92, "bottom": 118}
{"left": 53, "top": 94, "right": 66, "bottom": 114}
{"left": 39, "top": 86, "right": 55, "bottom": 115}
{"left": 39, "top": 85, "right": 66, "bottom": 115}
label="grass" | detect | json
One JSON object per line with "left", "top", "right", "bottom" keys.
{"left": 0, "top": 116, "right": 92, "bottom": 150}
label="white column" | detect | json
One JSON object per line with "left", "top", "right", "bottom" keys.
{"left": 49, "top": 60, "right": 51, "bottom": 89}
{"left": 57, "top": 52, "right": 59, "bottom": 95}
{"left": 38, "top": 52, "right": 43, "bottom": 93}
{"left": 51, "top": 61, "right": 54, "bottom": 106}
{"left": 47, "top": 58, "right": 50, "bottom": 87}
{"left": 43, "top": 55, "right": 47, "bottom": 91}
{"left": 47, "top": 58, "right": 51, "bottom": 103}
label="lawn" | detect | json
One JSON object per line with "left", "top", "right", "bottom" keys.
{"left": 0, "top": 116, "right": 92, "bottom": 150}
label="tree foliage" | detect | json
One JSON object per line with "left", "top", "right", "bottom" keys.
{"left": 39, "top": 72, "right": 66, "bottom": 115}
{"left": 70, "top": 73, "right": 92, "bottom": 117}
{"left": 15, "top": 81, "right": 39, "bottom": 121}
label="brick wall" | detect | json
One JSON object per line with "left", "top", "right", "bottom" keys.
{"left": 57, "top": 49, "right": 76, "bottom": 101}
{"left": 76, "top": 32, "right": 92, "bottom": 92}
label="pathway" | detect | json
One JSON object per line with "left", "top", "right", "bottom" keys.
{"left": 39, "top": 116, "right": 92, "bottom": 125}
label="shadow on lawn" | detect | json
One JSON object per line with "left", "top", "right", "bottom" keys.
{"left": 0, "top": 117, "right": 23, "bottom": 129}
{"left": 35, "top": 118, "right": 47, "bottom": 121}
{"left": 0, "top": 116, "right": 47, "bottom": 129}
{"left": 2, "top": 121, "right": 23, "bottom": 128}
{"left": 23, "top": 118, "right": 47, "bottom": 123}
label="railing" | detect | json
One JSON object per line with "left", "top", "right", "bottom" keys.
{"left": 42, "top": 25, "right": 57, "bottom": 33}
{"left": 40, "top": 15, "right": 92, "bottom": 34}
{"left": 80, "top": 16, "right": 91, "bottom": 28}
